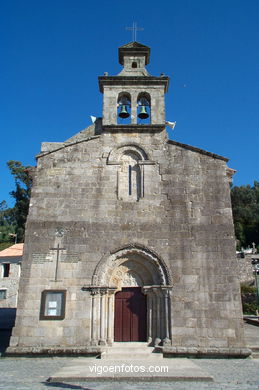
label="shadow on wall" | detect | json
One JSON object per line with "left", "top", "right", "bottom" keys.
{"left": 0, "top": 329, "right": 12, "bottom": 355}
{"left": 0, "top": 308, "right": 16, "bottom": 355}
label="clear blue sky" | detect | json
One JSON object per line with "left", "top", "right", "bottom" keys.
{"left": 1, "top": 0, "right": 258, "bottom": 206}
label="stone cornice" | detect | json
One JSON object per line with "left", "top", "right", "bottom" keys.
{"left": 98, "top": 76, "right": 169, "bottom": 93}
{"left": 102, "top": 124, "right": 165, "bottom": 133}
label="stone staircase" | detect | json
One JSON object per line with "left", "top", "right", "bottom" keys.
{"left": 250, "top": 346, "right": 259, "bottom": 359}
{"left": 100, "top": 342, "right": 163, "bottom": 360}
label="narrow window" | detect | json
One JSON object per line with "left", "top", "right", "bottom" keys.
{"left": 132, "top": 62, "right": 137, "bottom": 68}
{"left": 117, "top": 150, "right": 145, "bottom": 202}
{"left": 132, "top": 165, "right": 141, "bottom": 201}
{"left": 135, "top": 165, "right": 142, "bottom": 200}
{"left": 129, "top": 165, "right": 132, "bottom": 195}
{"left": 3, "top": 263, "right": 10, "bottom": 277}
{"left": 0, "top": 289, "right": 7, "bottom": 299}
{"left": 40, "top": 290, "right": 66, "bottom": 320}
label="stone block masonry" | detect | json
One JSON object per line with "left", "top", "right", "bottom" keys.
{"left": 6, "top": 41, "right": 248, "bottom": 357}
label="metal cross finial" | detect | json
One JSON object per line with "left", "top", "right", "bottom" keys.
{"left": 126, "top": 22, "right": 144, "bottom": 42}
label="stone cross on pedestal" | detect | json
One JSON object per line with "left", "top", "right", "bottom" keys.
{"left": 50, "top": 244, "right": 66, "bottom": 281}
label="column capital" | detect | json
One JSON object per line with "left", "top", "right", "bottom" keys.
{"left": 143, "top": 285, "right": 173, "bottom": 295}
{"left": 82, "top": 286, "right": 117, "bottom": 296}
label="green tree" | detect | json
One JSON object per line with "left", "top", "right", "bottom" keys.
{"left": 0, "top": 200, "right": 15, "bottom": 247}
{"left": 231, "top": 181, "right": 259, "bottom": 249}
{"left": 0, "top": 161, "right": 33, "bottom": 244}
{"left": 8, "top": 161, "right": 33, "bottom": 242}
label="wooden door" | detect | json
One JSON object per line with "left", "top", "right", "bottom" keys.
{"left": 114, "top": 287, "right": 147, "bottom": 342}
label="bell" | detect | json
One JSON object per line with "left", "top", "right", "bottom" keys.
{"left": 138, "top": 105, "right": 149, "bottom": 119}
{"left": 119, "top": 105, "right": 130, "bottom": 118}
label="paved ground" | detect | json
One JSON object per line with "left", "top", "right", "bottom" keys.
{"left": 244, "top": 322, "right": 259, "bottom": 347}
{"left": 0, "top": 356, "right": 259, "bottom": 390}
{"left": 48, "top": 357, "right": 214, "bottom": 383}
{"left": 0, "top": 323, "right": 258, "bottom": 390}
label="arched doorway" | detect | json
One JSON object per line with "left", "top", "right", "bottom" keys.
{"left": 90, "top": 244, "right": 173, "bottom": 346}
{"left": 111, "top": 260, "right": 149, "bottom": 342}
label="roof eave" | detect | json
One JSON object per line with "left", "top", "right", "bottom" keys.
{"left": 167, "top": 140, "right": 229, "bottom": 162}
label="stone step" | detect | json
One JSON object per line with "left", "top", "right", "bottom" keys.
{"left": 113, "top": 342, "right": 148, "bottom": 347}
{"left": 101, "top": 351, "right": 163, "bottom": 360}
{"left": 101, "top": 342, "right": 163, "bottom": 360}
{"left": 102, "top": 348, "right": 155, "bottom": 354}
{"left": 249, "top": 346, "right": 259, "bottom": 359}
{"left": 48, "top": 358, "right": 214, "bottom": 382}
{"left": 103, "top": 347, "right": 154, "bottom": 354}
{"left": 101, "top": 351, "right": 163, "bottom": 359}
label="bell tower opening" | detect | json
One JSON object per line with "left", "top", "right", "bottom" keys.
{"left": 117, "top": 92, "right": 131, "bottom": 124}
{"left": 137, "top": 92, "right": 151, "bottom": 124}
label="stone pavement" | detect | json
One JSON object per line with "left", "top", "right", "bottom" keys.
{"left": 0, "top": 356, "right": 259, "bottom": 390}
{"left": 244, "top": 322, "right": 259, "bottom": 348}
{"left": 48, "top": 358, "right": 214, "bottom": 382}
{"left": 0, "top": 323, "right": 258, "bottom": 390}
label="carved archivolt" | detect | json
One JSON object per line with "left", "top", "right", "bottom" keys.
{"left": 92, "top": 244, "right": 171, "bottom": 287}
{"left": 111, "top": 267, "right": 145, "bottom": 288}
{"left": 109, "top": 259, "right": 152, "bottom": 288}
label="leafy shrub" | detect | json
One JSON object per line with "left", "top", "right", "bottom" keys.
{"left": 241, "top": 284, "right": 258, "bottom": 314}
{"left": 242, "top": 303, "right": 258, "bottom": 315}
{"left": 241, "top": 285, "right": 256, "bottom": 294}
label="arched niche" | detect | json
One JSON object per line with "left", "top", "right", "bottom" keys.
{"left": 137, "top": 92, "right": 151, "bottom": 125}
{"left": 107, "top": 144, "right": 148, "bottom": 164}
{"left": 107, "top": 144, "right": 150, "bottom": 202}
{"left": 117, "top": 92, "right": 131, "bottom": 124}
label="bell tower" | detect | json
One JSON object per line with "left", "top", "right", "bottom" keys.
{"left": 99, "top": 42, "right": 169, "bottom": 131}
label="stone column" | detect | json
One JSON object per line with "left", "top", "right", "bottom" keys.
{"left": 131, "top": 91, "right": 137, "bottom": 124}
{"left": 106, "top": 288, "right": 116, "bottom": 345}
{"left": 154, "top": 288, "right": 161, "bottom": 346}
{"left": 90, "top": 288, "right": 99, "bottom": 346}
{"left": 140, "top": 164, "right": 144, "bottom": 198}
{"left": 143, "top": 288, "right": 153, "bottom": 344}
{"left": 107, "top": 294, "right": 112, "bottom": 344}
{"left": 99, "top": 288, "right": 108, "bottom": 345}
{"left": 162, "top": 287, "right": 172, "bottom": 346}
{"left": 143, "top": 285, "right": 173, "bottom": 347}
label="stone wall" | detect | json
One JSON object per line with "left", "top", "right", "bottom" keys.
{"left": 7, "top": 126, "right": 247, "bottom": 356}
{"left": 0, "top": 263, "right": 20, "bottom": 308}
{"left": 237, "top": 254, "right": 257, "bottom": 284}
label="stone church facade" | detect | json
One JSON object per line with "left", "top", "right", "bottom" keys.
{"left": 7, "top": 42, "right": 249, "bottom": 357}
